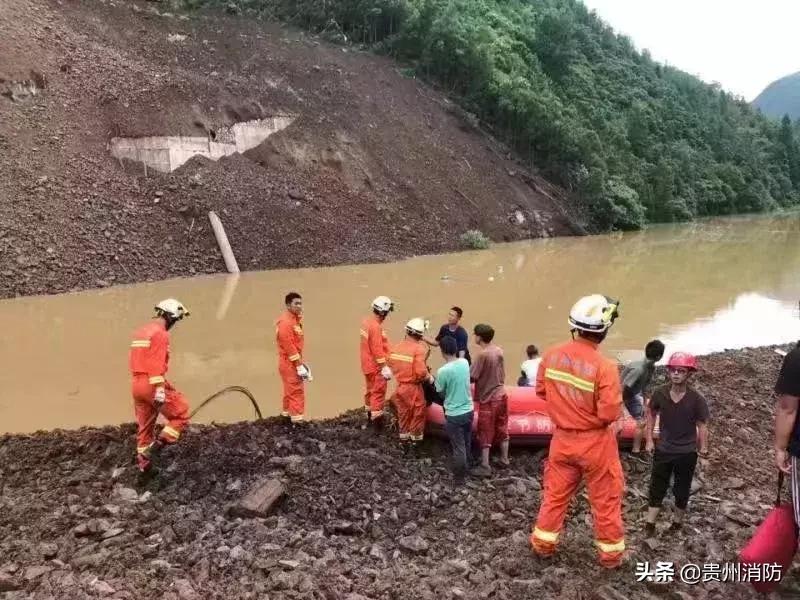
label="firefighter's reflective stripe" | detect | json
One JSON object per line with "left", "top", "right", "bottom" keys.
{"left": 360, "top": 329, "right": 368, "bottom": 338}
{"left": 545, "top": 368, "right": 595, "bottom": 393}
{"left": 161, "top": 426, "right": 181, "bottom": 440}
{"left": 389, "top": 353, "right": 414, "bottom": 363}
{"left": 288, "top": 353, "right": 301, "bottom": 362}
{"left": 532, "top": 527, "right": 560, "bottom": 543}
{"left": 370, "top": 410, "right": 384, "bottom": 419}
{"left": 375, "top": 357, "right": 387, "bottom": 364}
{"left": 137, "top": 445, "right": 151, "bottom": 454}
{"left": 149, "top": 375, "right": 166, "bottom": 385}
{"left": 130, "top": 340, "right": 151, "bottom": 348}
{"left": 595, "top": 539, "right": 625, "bottom": 553}
{"left": 290, "top": 414, "right": 305, "bottom": 423}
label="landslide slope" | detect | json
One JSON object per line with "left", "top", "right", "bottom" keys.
{"left": 0, "top": 0, "right": 577, "bottom": 299}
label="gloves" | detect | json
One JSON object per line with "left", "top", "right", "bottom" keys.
{"left": 154, "top": 386, "right": 166, "bottom": 406}
{"left": 381, "top": 365, "right": 393, "bottom": 381}
{"left": 297, "top": 364, "right": 310, "bottom": 380}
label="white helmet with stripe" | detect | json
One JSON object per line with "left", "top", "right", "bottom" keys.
{"left": 405, "top": 317, "right": 430, "bottom": 337}
{"left": 568, "top": 294, "right": 619, "bottom": 333}
{"left": 155, "top": 298, "right": 190, "bottom": 321}
{"left": 372, "top": 295, "right": 394, "bottom": 315}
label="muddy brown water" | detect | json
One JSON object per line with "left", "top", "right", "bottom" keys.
{"left": 2, "top": 214, "right": 800, "bottom": 433}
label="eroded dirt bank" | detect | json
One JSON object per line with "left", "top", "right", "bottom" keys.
{"left": 0, "top": 346, "right": 796, "bottom": 599}
{"left": 0, "top": 0, "right": 579, "bottom": 300}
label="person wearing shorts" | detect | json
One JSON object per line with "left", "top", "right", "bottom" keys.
{"left": 621, "top": 339, "right": 665, "bottom": 454}
{"left": 470, "top": 323, "right": 509, "bottom": 476}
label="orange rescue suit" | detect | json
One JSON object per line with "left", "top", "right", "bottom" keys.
{"left": 388, "top": 339, "right": 428, "bottom": 441}
{"left": 129, "top": 320, "right": 190, "bottom": 461}
{"left": 276, "top": 310, "right": 306, "bottom": 422}
{"left": 530, "top": 336, "right": 625, "bottom": 568}
{"left": 360, "top": 314, "right": 390, "bottom": 418}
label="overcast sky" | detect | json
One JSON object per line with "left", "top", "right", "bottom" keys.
{"left": 580, "top": 0, "right": 800, "bottom": 101}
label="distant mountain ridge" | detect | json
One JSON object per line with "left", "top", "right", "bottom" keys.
{"left": 753, "top": 71, "right": 800, "bottom": 120}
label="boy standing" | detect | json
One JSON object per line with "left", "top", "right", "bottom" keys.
{"left": 644, "top": 352, "right": 709, "bottom": 535}
{"left": 621, "top": 339, "right": 665, "bottom": 453}
{"left": 435, "top": 336, "right": 474, "bottom": 485}
{"left": 470, "top": 324, "right": 509, "bottom": 476}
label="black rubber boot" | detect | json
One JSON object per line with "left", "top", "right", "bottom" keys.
{"left": 143, "top": 440, "right": 165, "bottom": 469}
{"left": 371, "top": 415, "right": 384, "bottom": 434}
{"left": 135, "top": 462, "right": 159, "bottom": 488}
{"left": 408, "top": 442, "right": 420, "bottom": 459}
{"left": 401, "top": 440, "right": 412, "bottom": 457}
{"left": 291, "top": 420, "right": 308, "bottom": 433}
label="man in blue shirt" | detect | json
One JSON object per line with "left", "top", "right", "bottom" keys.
{"left": 436, "top": 336, "right": 473, "bottom": 486}
{"left": 425, "top": 306, "right": 471, "bottom": 364}
{"left": 435, "top": 336, "right": 474, "bottom": 486}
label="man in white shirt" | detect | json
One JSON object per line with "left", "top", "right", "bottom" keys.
{"left": 519, "top": 344, "right": 540, "bottom": 387}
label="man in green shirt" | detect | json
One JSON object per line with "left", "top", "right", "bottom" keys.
{"left": 435, "top": 336, "right": 474, "bottom": 486}
{"left": 621, "top": 339, "right": 665, "bottom": 454}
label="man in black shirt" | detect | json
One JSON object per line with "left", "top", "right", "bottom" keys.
{"left": 644, "top": 352, "right": 709, "bottom": 536}
{"left": 774, "top": 342, "right": 800, "bottom": 523}
{"left": 424, "top": 306, "right": 471, "bottom": 364}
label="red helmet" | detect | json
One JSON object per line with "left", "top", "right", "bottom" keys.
{"left": 667, "top": 352, "right": 697, "bottom": 371}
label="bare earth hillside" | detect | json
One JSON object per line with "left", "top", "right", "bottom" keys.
{"left": 0, "top": 0, "right": 580, "bottom": 299}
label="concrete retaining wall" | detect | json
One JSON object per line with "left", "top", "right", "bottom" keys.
{"left": 109, "top": 116, "right": 295, "bottom": 173}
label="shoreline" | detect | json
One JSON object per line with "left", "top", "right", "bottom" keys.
{"left": 1, "top": 343, "right": 793, "bottom": 438}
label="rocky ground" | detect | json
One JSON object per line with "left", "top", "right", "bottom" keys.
{"left": 0, "top": 0, "right": 580, "bottom": 300}
{"left": 1, "top": 346, "right": 798, "bottom": 599}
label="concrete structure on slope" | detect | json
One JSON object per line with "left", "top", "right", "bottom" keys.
{"left": 109, "top": 116, "right": 295, "bottom": 173}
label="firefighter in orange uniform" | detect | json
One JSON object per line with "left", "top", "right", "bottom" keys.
{"left": 530, "top": 294, "right": 626, "bottom": 568}
{"left": 389, "top": 318, "right": 433, "bottom": 454}
{"left": 276, "top": 292, "right": 309, "bottom": 426}
{"left": 360, "top": 296, "right": 394, "bottom": 431}
{"left": 129, "top": 298, "right": 191, "bottom": 480}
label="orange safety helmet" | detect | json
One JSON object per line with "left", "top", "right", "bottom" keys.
{"left": 667, "top": 352, "right": 697, "bottom": 371}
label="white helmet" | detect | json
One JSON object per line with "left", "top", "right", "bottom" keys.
{"left": 568, "top": 294, "right": 619, "bottom": 333}
{"left": 155, "top": 298, "right": 190, "bottom": 321}
{"left": 405, "top": 317, "right": 430, "bottom": 336}
{"left": 372, "top": 296, "right": 394, "bottom": 315}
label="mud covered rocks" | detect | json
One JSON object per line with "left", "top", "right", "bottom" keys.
{"left": 0, "top": 347, "right": 796, "bottom": 598}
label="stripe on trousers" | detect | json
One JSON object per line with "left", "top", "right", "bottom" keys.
{"left": 532, "top": 527, "right": 559, "bottom": 543}
{"left": 595, "top": 539, "right": 625, "bottom": 553}
{"left": 161, "top": 426, "right": 180, "bottom": 440}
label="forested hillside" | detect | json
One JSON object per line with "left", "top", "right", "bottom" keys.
{"left": 200, "top": 0, "right": 800, "bottom": 230}
{"left": 753, "top": 71, "right": 800, "bottom": 121}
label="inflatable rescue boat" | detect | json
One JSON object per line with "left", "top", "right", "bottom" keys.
{"left": 425, "top": 385, "right": 641, "bottom": 447}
